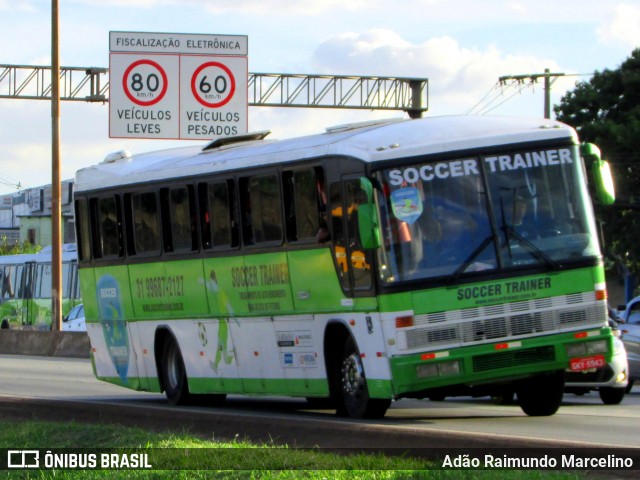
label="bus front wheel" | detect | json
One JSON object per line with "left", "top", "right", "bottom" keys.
{"left": 336, "top": 336, "right": 390, "bottom": 419}
{"left": 516, "top": 370, "right": 564, "bottom": 416}
{"left": 160, "top": 335, "right": 192, "bottom": 406}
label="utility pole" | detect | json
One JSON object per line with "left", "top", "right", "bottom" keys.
{"left": 51, "top": 0, "right": 62, "bottom": 331}
{"left": 499, "top": 68, "right": 564, "bottom": 119}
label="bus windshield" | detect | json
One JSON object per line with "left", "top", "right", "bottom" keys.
{"left": 375, "top": 144, "right": 600, "bottom": 283}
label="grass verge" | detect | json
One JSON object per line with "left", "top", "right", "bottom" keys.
{"left": 0, "top": 420, "right": 582, "bottom": 479}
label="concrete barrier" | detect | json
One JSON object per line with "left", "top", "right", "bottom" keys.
{"left": 0, "top": 330, "right": 90, "bottom": 358}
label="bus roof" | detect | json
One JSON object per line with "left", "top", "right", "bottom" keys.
{"left": 74, "top": 115, "right": 577, "bottom": 193}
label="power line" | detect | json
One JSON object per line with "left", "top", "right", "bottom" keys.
{"left": 476, "top": 81, "right": 530, "bottom": 115}
{"left": 464, "top": 82, "right": 501, "bottom": 115}
{"left": 0, "top": 174, "right": 21, "bottom": 190}
{"left": 467, "top": 70, "right": 595, "bottom": 118}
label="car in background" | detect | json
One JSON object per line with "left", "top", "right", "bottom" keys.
{"left": 563, "top": 319, "right": 628, "bottom": 404}
{"left": 62, "top": 304, "right": 85, "bottom": 332}
{"left": 615, "top": 297, "right": 640, "bottom": 392}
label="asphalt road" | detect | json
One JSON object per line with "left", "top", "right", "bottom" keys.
{"left": 1, "top": 354, "right": 639, "bottom": 451}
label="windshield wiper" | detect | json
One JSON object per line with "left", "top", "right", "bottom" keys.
{"left": 501, "top": 225, "right": 559, "bottom": 269}
{"left": 447, "top": 235, "right": 495, "bottom": 283}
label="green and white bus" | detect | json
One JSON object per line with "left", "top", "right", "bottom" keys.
{"left": 0, "top": 247, "right": 81, "bottom": 329}
{"left": 74, "top": 115, "right": 616, "bottom": 418}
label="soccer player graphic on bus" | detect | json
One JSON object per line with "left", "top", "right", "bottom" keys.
{"left": 205, "top": 269, "right": 235, "bottom": 371}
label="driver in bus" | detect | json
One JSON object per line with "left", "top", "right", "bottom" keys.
{"left": 508, "top": 196, "right": 538, "bottom": 240}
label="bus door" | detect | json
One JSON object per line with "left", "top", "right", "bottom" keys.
{"left": 329, "top": 177, "right": 374, "bottom": 296}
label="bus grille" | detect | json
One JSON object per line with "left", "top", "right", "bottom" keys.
{"left": 473, "top": 346, "right": 555, "bottom": 372}
{"left": 402, "top": 292, "right": 605, "bottom": 351}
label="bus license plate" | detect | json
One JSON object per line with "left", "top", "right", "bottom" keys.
{"left": 569, "top": 355, "right": 605, "bottom": 372}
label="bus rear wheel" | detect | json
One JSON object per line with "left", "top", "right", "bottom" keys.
{"left": 336, "top": 336, "right": 390, "bottom": 419}
{"left": 161, "top": 335, "right": 192, "bottom": 406}
{"left": 516, "top": 370, "right": 564, "bottom": 416}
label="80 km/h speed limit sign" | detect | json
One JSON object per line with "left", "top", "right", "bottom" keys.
{"left": 122, "top": 59, "right": 169, "bottom": 107}
{"left": 110, "top": 53, "right": 179, "bottom": 139}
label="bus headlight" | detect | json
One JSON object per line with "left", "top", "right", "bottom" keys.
{"left": 417, "top": 360, "right": 460, "bottom": 379}
{"left": 566, "top": 339, "right": 608, "bottom": 357}
{"left": 585, "top": 340, "right": 607, "bottom": 354}
{"left": 565, "top": 343, "right": 586, "bottom": 357}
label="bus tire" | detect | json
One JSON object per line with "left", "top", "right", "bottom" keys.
{"left": 599, "top": 387, "right": 625, "bottom": 405}
{"left": 336, "top": 336, "right": 390, "bottom": 419}
{"left": 516, "top": 370, "right": 564, "bottom": 416}
{"left": 1, "top": 319, "right": 9, "bottom": 330}
{"left": 160, "top": 335, "right": 192, "bottom": 406}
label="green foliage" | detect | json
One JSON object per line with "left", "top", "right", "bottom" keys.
{"left": 554, "top": 48, "right": 640, "bottom": 272}
{"left": 0, "top": 235, "right": 41, "bottom": 255}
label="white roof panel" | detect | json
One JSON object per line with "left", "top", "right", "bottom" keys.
{"left": 74, "top": 116, "right": 576, "bottom": 193}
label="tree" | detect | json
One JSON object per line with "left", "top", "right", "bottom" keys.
{"left": 554, "top": 48, "right": 640, "bottom": 272}
{"left": 0, "top": 235, "right": 41, "bottom": 255}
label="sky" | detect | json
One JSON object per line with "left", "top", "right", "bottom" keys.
{"left": 0, "top": 0, "right": 639, "bottom": 195}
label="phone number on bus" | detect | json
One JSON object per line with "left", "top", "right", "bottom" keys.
{"left": 135, "top": 275, "right": 184, "bottom": 299}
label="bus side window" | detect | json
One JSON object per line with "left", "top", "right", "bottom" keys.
{"left": 90, "top": 195, "right": 123, "bottom": 259}
{"left": 160, "top": 186, "right": 198, "bottom": 253}
{"left": 1, "top": 266, "right": 14, "bottom": 300}
{"left": 199, "top": 180, "right": 238, "bottom": 250}
{"left": 240, "top": 173, "right": 283, "bottom": 246}
{"left": 37, "top": 264, "right": 52, "bottom": 299}
{"left": 132, "top": 192, "right": 161, "bottom": 255}
{"left": 283, "top": 167, "right": 323, "bottom": 243}
{"left": 19, "top": 264, "right": 34, "bottom": 299}
{"left": 61, "top": 262, "right": 71, "bottom": 298}
{"left": 74, "top": 198, "right": 91, "bottom": 262}
{"left": 239, "top": 177, "right": 253, "bottom": 246}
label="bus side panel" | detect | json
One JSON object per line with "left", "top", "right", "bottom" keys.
{"left": 287, "top": 249, "right": 348, "bottom": 313}
{"left": 231, "top": 316, "right": 286, "bottom": 394}
{"left": 127, "top": 259, "right": 208, "bottom": 321}
{"left": 185, "top": 319, "right": 242, "bottom": 394}
{"left": 273, "top": 314, "right": 330, "bottom": 397}
{"left": 243, "top": 252, "right": 294, "bottom": 313}
{"left": 202, "top": 256, "right": 250, "bottom": 317}
{"left": 127, "top": 321, "right": 153, "bottom": 391}
{"left": 84, "top": 265, "right": 140, "bottom": 389}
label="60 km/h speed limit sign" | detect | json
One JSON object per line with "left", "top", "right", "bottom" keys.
{"left": 191, "top": 62, "right": 236, "bottom": 108}
{"left": 109, "top": 31, "right": 248, "bottom": 141}
{"left": 180, "top": 55, "right": 247, "bottom": 140}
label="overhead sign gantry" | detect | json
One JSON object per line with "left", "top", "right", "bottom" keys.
{"left": 0, "top": 65, "right": 428, "bottom": 118}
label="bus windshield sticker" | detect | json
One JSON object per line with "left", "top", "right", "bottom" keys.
{"left": 390, "top": 187, "right": 422, "bottom": 224}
